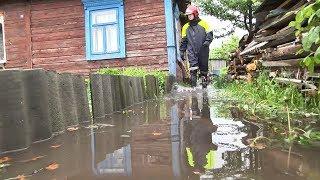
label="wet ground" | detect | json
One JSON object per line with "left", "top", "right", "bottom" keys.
{"left": 1, "top": 87, "right": 320, "bottom": 180}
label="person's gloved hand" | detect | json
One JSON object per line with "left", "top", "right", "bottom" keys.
{"left": 203, "top": 41, "right": 210, "bottom": 47}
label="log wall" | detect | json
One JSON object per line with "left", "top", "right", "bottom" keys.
{"left": 0, "top": 0, "right": 168, "bottom": 74}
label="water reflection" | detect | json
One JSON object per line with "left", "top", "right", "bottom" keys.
{"left": 94, "top": 145, "right": 131, "bottom": 176}
{"left": 183, "top": 92, "right": 218, "bottom": 175}
{"left": 2, "top": 89, "right": 320, "bottom": 180}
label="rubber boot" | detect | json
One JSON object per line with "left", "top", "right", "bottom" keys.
{"left": 201, "top": 74, "right": 209, "bottom": 89}
{"left": 190, "top": 70, "right": 198, "bottom": 87}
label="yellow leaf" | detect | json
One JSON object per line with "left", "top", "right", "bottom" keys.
{"left": 0, "top": 163, "right": 11, "bottom": 168}
{"left": 6, "top": 174, "right": 32, "bottom": 180}
{"left": 67, "top": 127, "right": 79, "bottom": 132}
{"left": 0, "top": 156, "right": 11, "bottom": 163}
{"left": 249, "top": 142, "right": 267, "bottom": 150}
{"left": 16, "top": 175, "right": 27, "bottom": 180}
{"left": 152, "top": 132, "right": 162, "bottom": 136}
{"left": 50, "top": 144, "right": 62, "bottom": 149}
{"left": 19, "top": 155, "right": 46, "bottom": 163}
{"left": 46, "top": 162, "right": 59, "bottom": 171}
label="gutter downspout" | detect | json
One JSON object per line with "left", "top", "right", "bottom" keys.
{"left": 164, "top": 0, "right": 177, "bottom": 77}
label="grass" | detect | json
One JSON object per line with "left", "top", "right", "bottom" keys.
{"left": 97, "top": 67, "right": 168, "bottom": 94}
{"left": 212, "top": 72, "right": 320, "bottom": 146}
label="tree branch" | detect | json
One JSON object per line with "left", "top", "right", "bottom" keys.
{"left": 244, "top": 12, "right": 249, "bottom": 31}
{"left": 248, "top": 0, "right": 253, "bottom": 32}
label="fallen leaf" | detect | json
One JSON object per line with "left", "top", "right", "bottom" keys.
{"left": 19, "top": 155, "right": 46, "bottom": 163}
{"left": 120, "top": 135, "right": 130, "bottom": 138}
{"left": 0, "top": 157, "right": 11, "bottom": 163}
{"left": 85, "top": 124, "right": 99, "bottom": 129}
{"left": 67, "top": 127, "right": 79, "bottom": 132}
{"left": 193, "top": 171, "right": 201, "bottom": 175}
{"left": 249, "top": 143, "right": 267, "bottom": 150}
{"left": 50, "top": 144, "right": 62, "bottom": 149}
{"left": 46, "top": 162, "right": 59, "bottom": 171}
{"left": 152, "top": 132, "right": 162, "bottom": 136}
{"left": 0, "top": 163, "right": 11, "bottom": 168}
{"left": 5, "top": 174, "right": 34, "bottom": 180}
{"left": 85, "top": 124, "right": 115, "bottom": 129}
{"left": 8, "top": 175, "right": 28, "bottom": 180}
{"left": 16, "top": 175, "right": 27, "bottom": 180}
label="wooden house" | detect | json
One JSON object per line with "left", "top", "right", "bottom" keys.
{"left": 0, "top": 0, "right": 188, "bottom": 75}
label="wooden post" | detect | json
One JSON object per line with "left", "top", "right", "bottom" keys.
{"left": 90, "top": 74, "right": 105, "bottom": 123}
{"left": 59, "top": 73, "right": 78, "bottom": 127}
{"left": 73, "top": 74, "right": 91, "bottom": 124}
{"left": 0, "top": 70, "right": 30, "bottom": 153}
{"left": 23, "top": 69, "right": 51, "bottom": 142}
{"left": 47, "top": 71, "right": 64, "bottom": 133}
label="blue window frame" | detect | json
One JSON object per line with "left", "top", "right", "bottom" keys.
{"left": 83, "top": 0, "right": 125, "bottom": 60}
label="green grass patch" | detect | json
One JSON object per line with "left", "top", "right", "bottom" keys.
{"left": 212, "top": 72, "right": 320, "bottom": 146}
{"left": 97, "top": 67, "right": 168, "bottom": 95}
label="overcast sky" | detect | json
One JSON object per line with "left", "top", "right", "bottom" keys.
{"left": 200, "top": 15, "right": 247, "bottom": 49}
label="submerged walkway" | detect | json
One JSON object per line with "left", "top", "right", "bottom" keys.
{"left": 1, "top": 86, "right": 320, "bottom": 180}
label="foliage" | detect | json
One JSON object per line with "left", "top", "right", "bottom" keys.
{"left": 289, "top": 0, "right": 320, "bottom": 72}
{"left": 210, "top": 35, "right": 240, "bottom": 60}
{"left": 97, "top": 67, "right": 168, "bottom": 94}
{"left": 213, "top": 72, "right": 320, "bottom": 145}
{"left": 198, "top": 0, "right": 261, "bottom": 34}
{"left": 292, "top": 129, "right": 320, "bottom": 146}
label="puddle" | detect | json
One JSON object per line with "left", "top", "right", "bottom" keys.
{"left": 1, "top": 87, "right": 320, "bottom": 180}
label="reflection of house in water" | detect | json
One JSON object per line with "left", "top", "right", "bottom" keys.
{"left": 90, "top": 100, "right": 179, "bottom": 179}
{"left": 130, "top": 100, "right": 176, "bottom": 178}
{"left": 96, "top": 145, "right": 132, "bottom": 176}
{"left": 131, "top": 123, "right": 173, "bottom": 177}
{"left": 90, "top": 92, "right": 265, "bottom": 179}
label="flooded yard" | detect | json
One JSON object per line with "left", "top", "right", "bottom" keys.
{"left": 1, "top": 87, "right": 320, "bottom": 180}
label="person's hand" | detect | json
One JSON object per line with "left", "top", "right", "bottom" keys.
{"left": 203, "top": 41, "right": 210, "bottom": 47}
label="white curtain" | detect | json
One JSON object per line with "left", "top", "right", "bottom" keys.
{"left": 92, "top": 9, "right": 117, "bottom": 24}
{"left": 106, "top": 25, "right": 119, "bottom": 53}
{"left": 92, "top": 27, "right": 104, "bottom": 53}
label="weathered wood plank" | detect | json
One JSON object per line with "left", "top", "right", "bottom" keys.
{"left": 31, "top": 0, "right": 81, "bottom": 10}
{"left": 31, "top": 23, "right": 84, "bottom": 34}
{"left": 32, "top": 47, "right": 85, "bottom": 58}
{"left": 254, "top": 26, "right": 295, "bottom": 42}
{"left": 262, "top": 59, "right": 301, "bottom": 67}
{"left": 31, "top": 17, "right": 84, "bottom": 28}
{"left": 262, "top": 44, "right": 307, "bottom": 61}
{"left": 32, "top": 29, "right": 84, "bottom": 42}
{"left": 32, "top": 38, "right": 84, "bottom": 50}
{"left": 3, "top": 0, "right": 168, "bottom": 74}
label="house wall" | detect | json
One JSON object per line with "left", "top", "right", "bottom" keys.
{"left": 1, "top": 1, "right": 31, "bottom": 69}
{"left": 1, "top": 0, "right": 168, "bottom": 74}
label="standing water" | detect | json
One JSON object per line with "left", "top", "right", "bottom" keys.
{"left": 1, "top": 87, "right": 320, "bottom": 180}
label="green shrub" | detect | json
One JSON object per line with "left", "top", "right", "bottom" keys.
{"left": 214, "top": 72, "right": 320, "bottom": 118}
{"left": 97, "top": 67, "right": 168, "bottom": 94}
{"left": 213, "top": 72, "right": 320, "bottom": 145}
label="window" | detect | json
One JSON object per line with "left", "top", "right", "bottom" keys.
{"left": 0, "top": 14, "right": 6, "bottom": 63}
{"left": 83, "top": 1, "right": 125, "bottom": 60}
